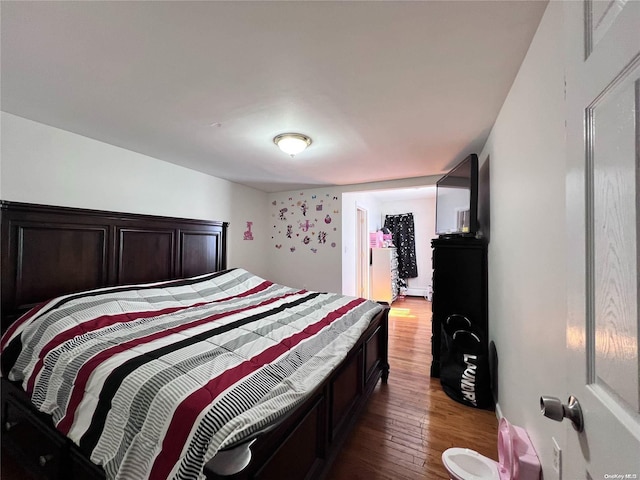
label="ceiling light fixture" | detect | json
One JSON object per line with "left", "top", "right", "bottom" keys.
{"left": 273, "top": 133, "right": 312, "bottom": 157}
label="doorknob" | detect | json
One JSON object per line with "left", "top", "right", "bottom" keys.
{"left": 540, "top": 395, "right": 584, "bottom": 432}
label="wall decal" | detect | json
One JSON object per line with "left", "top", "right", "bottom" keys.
{"left": 271, "top": 190, "right": 340, "bottom": 252}
{"left": 299, "top": 219, "right": 315, "bottom": 232}
{"left": 243, "top": 221, "right": 254, "bottom": 241}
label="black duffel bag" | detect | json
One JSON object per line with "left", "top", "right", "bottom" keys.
{"left": 440, "top": 314, "right": 492, "bottom": 409}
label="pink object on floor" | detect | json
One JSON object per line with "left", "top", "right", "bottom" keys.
{"left": 442, "top": 417, "right": 541, "bottom": 480}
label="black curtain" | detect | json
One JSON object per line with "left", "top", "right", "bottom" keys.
{"left": 384, "top": 213, "right": 418, "bottom": 280}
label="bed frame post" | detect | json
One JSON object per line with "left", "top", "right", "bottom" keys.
{"left": 380, "top": 306, "right": 390, "bottom": 383}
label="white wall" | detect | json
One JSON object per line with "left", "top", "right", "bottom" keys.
{"left": 0, "top": 112, "right": 269, "bottom": 278}
{"left": 267, "top": 187, "right": 343, "bottom": 293}
{"left": 479, "top": 2, "right": 567, "bottom": 476}
{"left": 380, "top": 196, "right": 436, "bottom": 297}
{"left": 0, "top": 114, "right": 3, "bottom": 200}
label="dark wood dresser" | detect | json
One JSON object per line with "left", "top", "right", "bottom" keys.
{"left": 430, "top": 237, "right": 488, "bottom": 377}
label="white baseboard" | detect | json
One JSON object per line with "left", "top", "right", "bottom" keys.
{"left": 403, "top": 288, "right": 429, "bottom": 297}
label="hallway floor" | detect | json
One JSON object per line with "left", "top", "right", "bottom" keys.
{"left": 327, "top": 296, "right": 498, "bottom": 479}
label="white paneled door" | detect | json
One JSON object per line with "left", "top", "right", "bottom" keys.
{"left": 564, "top": 0, "right": 640, "bottom": 478}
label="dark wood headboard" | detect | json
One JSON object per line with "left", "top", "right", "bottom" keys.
{"left": 1, "top": 201, "right": 228, "bottom": 331}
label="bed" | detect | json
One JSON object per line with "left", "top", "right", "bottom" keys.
{"left": 0, "top": 201, "right": 390, "bottom": 480}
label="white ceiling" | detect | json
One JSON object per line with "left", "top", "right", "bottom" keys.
{"left": 1, "top": 1, "right": 547, "bottom": 193}
{"left": 365, "top": 186, "right": 436, "bottom": 203}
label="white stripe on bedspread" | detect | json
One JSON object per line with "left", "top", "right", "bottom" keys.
{"left": 0, "top": 268, "right": 383, "bottom": 480}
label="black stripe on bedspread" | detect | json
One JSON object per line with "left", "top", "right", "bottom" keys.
{"left": 78, "top": 291, "right": 321, "bottom": 453}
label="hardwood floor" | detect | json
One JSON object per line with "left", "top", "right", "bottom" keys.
{"left": 327, "top": 296, "right": 498, "bottom": 479}
{"left": 1, "top": 297, "right": 498, "bottom": 480}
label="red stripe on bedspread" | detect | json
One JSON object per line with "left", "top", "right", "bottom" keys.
{"left": 24, "top": 281, "right": 275, "bottom": 394}
{"left": 56, "top": 289, "right": 303, "bottom": 436}
{"left": 0, "top": 301, "right": 50, "bottom": 352}
{"left": 149, "top": 297, "right": 366, "bottom": 480}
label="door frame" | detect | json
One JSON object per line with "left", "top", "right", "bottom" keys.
{"left": 356, "top": 206, "right": 369, "bottom": 299}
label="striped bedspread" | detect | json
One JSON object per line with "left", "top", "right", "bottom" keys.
{"left": 0, "top": 268, "right": 383, "bottom": 480}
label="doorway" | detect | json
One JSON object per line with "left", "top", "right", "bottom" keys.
{"left": 356, "top": 206, "right": 369, "bottom": 299}
{"left": 341, "top": 187, "right": 436, "bottom": 298}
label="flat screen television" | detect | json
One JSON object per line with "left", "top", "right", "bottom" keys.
{"left": 435, "top": 153, "right": 479, "bottom": 237}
